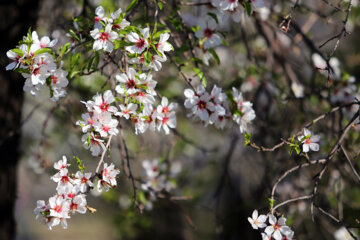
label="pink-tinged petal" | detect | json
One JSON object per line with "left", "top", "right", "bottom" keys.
{"left": 93, "top": 40, "right": 103, "bottom": 51}
{"left": 278, "top": 217, "right": 286, "bottom": 226}
{"left": 6, "top": 62, "right": 16, "bottom": 71}
{"left": 311, "top": 135, "right": 320, "bottom": 142}
{"left": 161, "top": 96, "right": 168, "bottom": 106}
{"left": 252, "top": 210, "right": 258, "bottom": 220}
{"left": 310, "top": 143, "right": 319, "bottom": 151}
{"left": 127, "top": 32, "right": 139, "bottom": 43}
{"left": 302, "top": 144, "right": 310, "bottom": 152}
{"left": 265, "top": 226, "right": 274, "bottom": 235}
{"left": 95, "top": 6, "right": 105, "bottom": 17}
{"left": 195, "top": 30, "right": 204, "bottom": 39}
{"left": 268, "top": 214, "right": 276, "bottom": 225}
{"left": 258, "top": 214, "right": 267, "bottom": 223}
{"left": 184, "top": 89, "right": 195, "bottom": 98}
{"left": 273, "top": 230, "right": 282, "bottom": 240}
{"left": 104, "top": 42, "right": 114, "bottom": 52}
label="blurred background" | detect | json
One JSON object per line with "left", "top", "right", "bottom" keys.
{"left": 1, "top": 0, "right": 360, "bottom": 239}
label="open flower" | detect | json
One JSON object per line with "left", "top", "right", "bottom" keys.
{"left": 298, "top": 128, "right": 320, "bottom": 152}
{"left": 195, "top": 17, "right": 222, "bottom": 49}
{"left": 125, "top": 27, "right": 149, "bottom": 54}
{"left": 264, "top": 215, "right": 292, "bottom": 240}
{"left": 248, "top": 210, "right": 267, "bottom": 229}
{"left": 90, "top": 24, "right": 118, "bottom": 52}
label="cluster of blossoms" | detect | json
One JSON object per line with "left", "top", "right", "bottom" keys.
{"left": 184, "top": 85, "right": 256, "bottom": 133}
{"left": 126, "top": 27, "right": 173, "bottom": 72}
{"left": 34, "top": 156, "right": 120, "bottom": 230}
{"left": 76, "top": 90, "right": 119, "bottom": 156}
{"left": 189, "top": 0, "right": 265, "bottom": 64}
{"left": 248, "top": 210, "right": 294, "bottom": 240}
{"left": 90, "top": 6, "right": 130, "bottom": 52}
{"left": 90, "top": 7, "right": 173, "bottom": 72}
{"left": 312, "top": 53, "right": 359, "bottom": 116}
{"left": 211, "top": 0, "right": 265, "bottom": 23}
{"left": 140, "top": 159, "right": 181, "bottom": 210}
{"left": 6, "top": 31, "right": 68, "bottom": 101}
{"left": 297, "top": 128, "right": 320, "bottom": 153}
{"left": 115, "top": 69, "right": 178, "bottom": 135}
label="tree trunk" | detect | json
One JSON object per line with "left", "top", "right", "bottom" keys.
{"left": 0, "top": 1, "right": 39, "bottom": 239}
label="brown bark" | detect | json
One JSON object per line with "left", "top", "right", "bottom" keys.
{"left": 0, "top": 1, "right": 39, "bottom": 239}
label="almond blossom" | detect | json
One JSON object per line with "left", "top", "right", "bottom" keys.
{"left": 264, "top": 215, "right": 293, "bottom": 240}
{"left": 125, "top": 27, "right": 150, "bottom": 54}
{"left": 195, "top": 17, "right": 222, "bottom": 49}
{"left": 297, "top": 128, "right": 320, "bottom": 153}
{"left": 74, "top": 171, "right": 94, "bottom": 193}
{"left": 232, "top": 87, "right": 256, "bottom": 133}
{"left": 31, "top": 31, "right": 57, "bottom": 49}
{"left": 184, "top": 85, "right": 216, "bottom": 121}
{"left": 248, "top": 210, "right": 267, "bottom": 229}
{"left": 98, "top": 163, "right": 120, "bottom": 192}
{"left": 90, "top": 24, "right": 118, "bottom": 52}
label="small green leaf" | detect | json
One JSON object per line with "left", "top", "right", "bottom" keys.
{"left": 60, "top": 42, "right": 70, "bottom": 56}
{"left": 207, "top": 12, "right": 219, "bottom": 24}
{"left": 68, "top": 29, "right": 80, "bottom": 42}
{"left": 126, "top": 0, "right": 139, "bottom": 12}
{"left": 10, "top": 48, "right": 24, "bottom": 57}
{"left": 244, "top": 2, "right": 252, "bottom": 17}
{"left": 193, "top": 67, "right": 207, "bottom": 87}
{"left": 268, "top": 198, "right": 275, "bottom": 209}
{"left": 144, "top": 51, "right": 152, "bottom": 66}
{"left": 14, "top": 68, "right": 30, "bottom": 74}
{"left": 158, "top": 2, "right": 163, "bottom": 10}
{"left": 33, "top": 48, "right": 52, "bottom": 57}
{"left": 244, "top": 132, "right": 252, "bottom": 146}
{"left": 208, "top": 48, "right": 220, "bottom": 64}
{"left": 73, "top": 156, "right": 86, "bottom": 173}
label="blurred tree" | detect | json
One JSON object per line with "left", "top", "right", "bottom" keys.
{"left": 0, "top": 0, "right": 39, "bottom": 239}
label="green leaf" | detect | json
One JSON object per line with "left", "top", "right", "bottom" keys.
{"left": 208, "top": 48, "right": 220, "bottom": 64}
{"left": 126, "top": 0, "right": 139, "bottom": 12}
{"left": 244, "top": 132, "right": 252, "bottom": 146}
{"left": 68, "top": 29, "right": 80, "bottom": 42}
{"left": 60, "top": 42, "right": 70, "bottom": 56}
{"left": 193, "top": 67, "right": 207, "bottom": 87}
{"left": 158, "top": 2, "right": 163, "bottom": 10}
{"left": 244, "top": 2, "right": 252, "bottom": 17}
{"left": 268, "top": 198, "right": 275, "bottom": 209}
{"left": 144, "top": 51, "right": 152, "bottom": 66}
{"left": 86, "top": 134, "right": 91, "bottom": 147}
{"left": 10, "top": 48, "right": 24, "bottom": 57}
{"left": 33, "top": 48, "right": 52, "bottom": 57}
{"left": 207, "top": 12, "right": 219, "bottom": 24}
{"left": 14, "top": 68, "right": 30, "bottom": 74}
{"left": 73, "top": 156, "right": 86, "bottom": 173}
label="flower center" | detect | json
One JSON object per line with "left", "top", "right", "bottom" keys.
{"left": 99, "top": 32, "right": 109, "bottom": 41}
{"left": 197, "top": 100, "right": 207, "bottom": 110}
{"left": 54, "top": 205, "right": 62, "bottom": 213}
{"left": 162, "top": 117, "right": 169, "bottom": 124}
{"left": 305, "top": 138, "right": 312, "bottom": 144}
{"left": 274, "top": 222, "right": 280, "bottom": 231}
{"left": 70, "top": 202, "right": 78, "bottom": 211}
{"left": 204, "top": 28, "right": 213, "bottom": 38}
{"left": 126, "top": 79, "right": 136, "bottom": 88}
{"left": 100, "top": 102, "right": 109, "bottom": 112}
{"left": 102, "top": 126, "right": 110, "bottom": 132}
{"left": 81, "top": 177, "right": 88, "bottom": 184}
{"left": 33, "top": 68, "right": 40, "bottom": 76}
{"left": 162, "top": 106, "right": 169, "bottom": 114}
{"left": 51, "top": 75, "right": 58, "bottom": 84}
{"left": 61, "top": 175, "right": 69, "bottom": 183}
{"left": 136, "top": 38, "right": 146, "bottom": 48}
